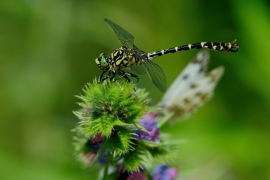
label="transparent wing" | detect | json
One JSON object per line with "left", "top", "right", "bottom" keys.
{"left": 104, "top": 19, "right": 135, "bottom": 48}
{"left": 130, "top": 44, "right": 148, "bottom": 74}
{"left": 144, "top": 61, "right": 167, "bottom": 92}
{"left": 133, "top": 44, "right": 147, "bottom": 55}
{"left": 130, "top": 64, "right": 147, "bottom": 74}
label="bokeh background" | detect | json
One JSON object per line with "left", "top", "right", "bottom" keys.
{"left": 1, "top": 0, "right": 270, "bottom": 179}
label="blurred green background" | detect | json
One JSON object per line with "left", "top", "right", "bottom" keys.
{"left": 1, "top": 0, "right": 270, "bottom": 179}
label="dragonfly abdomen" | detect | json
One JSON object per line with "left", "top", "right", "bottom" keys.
{"left": 180, "top": 41, "right": 239, "bottom": 52}
{"left": 147, "top": 40, "right": 239, "bottom": 60}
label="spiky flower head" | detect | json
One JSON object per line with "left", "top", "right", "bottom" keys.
{"left": 74, "top": 79, "right": 149, "bottom": 137}
{"left": 73, "top": 79, "right": 153, "bottom": 170}
{"left": 73, "top": 79, "right": 179, "bottom": 176}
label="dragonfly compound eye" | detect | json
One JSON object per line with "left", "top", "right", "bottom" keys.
{"left": 95, "top": 53, "right": 108, "bottom": 70}
{"left": 100, "top": 54, "right": 108, "bottom": 68}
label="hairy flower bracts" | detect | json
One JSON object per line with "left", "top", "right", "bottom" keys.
{"left": 73, "top": 79, "right": 178, "bottom": 179}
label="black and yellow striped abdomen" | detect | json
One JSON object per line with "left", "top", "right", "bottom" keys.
{"left": 147, "top": 40, "right": 239, "bottom": 60}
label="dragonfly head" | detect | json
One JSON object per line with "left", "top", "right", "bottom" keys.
{"left": 95, "top": 53, "right": 109, "bottom": 70}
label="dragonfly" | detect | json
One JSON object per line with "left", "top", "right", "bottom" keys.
{"left": 95, "top": 19, "right": 239, "bottom": 92}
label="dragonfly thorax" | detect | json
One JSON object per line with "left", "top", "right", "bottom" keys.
{"left": 109, "top": 46, "right": 143, "bottom": 70}
{"left": 95, "top": 46, "right": 142, "bottom": 73}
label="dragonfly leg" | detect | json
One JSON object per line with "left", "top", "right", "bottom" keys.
{"left": 128, "top": 72, "right": 139, "bottom": 91}
{"left": 99, "top": 70, "right": 107, "bottom": 82}
{"left": 118, "top": 71, "right": 139, "bottom": 91}
{"left": 114, "top": 75, "right": 124, "bottom": 82}
{"left": 111, "top": 70, "right": 139, "bottom": 91}
{"left": 116, "top": 71, "right": 131, "bottom": 82}
{"left": 101, "top": 71, "right": 114, "bottom": 82}
{"left": 110, "top": 72, "right": 118, "bottom": 82}
{"left": 114, "top": 70, "right": 128, "bottom": 82}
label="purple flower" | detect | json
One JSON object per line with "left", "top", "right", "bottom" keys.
{"left": 135, "top": 113, "right": 160, "bottom": 142}
{"left": 152, "top": 164, "right": 178, "bottom": 180}
{"left": 92, "top": 142, "right": 101, "bottom": 154}
{"left": 90, "top": 133, "right": 104, "bottom": 143}
{"left": 127, "top": 172, "right": 147, "bottom": 180}
{"left": 91, "top": 142, "right": 106, "bottom": 164}
{"left": 83, "top": 136, "right": 106, "bottom": 165}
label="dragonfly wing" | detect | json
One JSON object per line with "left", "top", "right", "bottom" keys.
{"left": 133, "top": 44, "right": 147, "bottom": 55}
{"left": 104, "top": 19, "right": 134, "bottom": 48}
{"left": 144, "top": 61, "right": 167, "bottom": 92}
{"left": 130, "top": 64, "right": 147, "bottom": 74}
{"left": 130, "top": 44, "right": 148, "bottom": 74}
